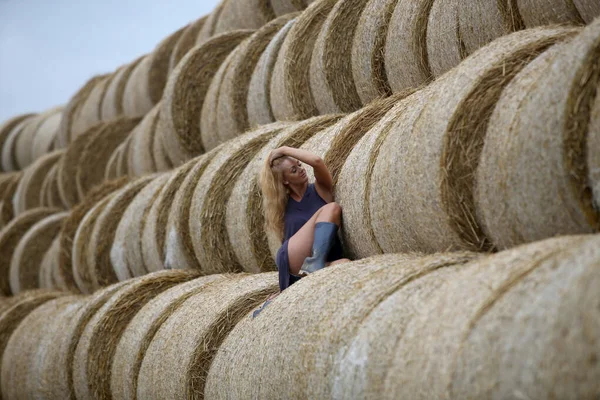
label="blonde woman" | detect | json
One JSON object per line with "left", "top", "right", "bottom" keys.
{"left": 260, "top": 146, "right": 350, "bottom": 293}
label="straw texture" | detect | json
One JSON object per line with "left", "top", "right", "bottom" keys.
{"left": 123, "top": 55, "right": 154, "bottom": 118}
{"left": 170, "top": 16, "right": 208, "bottom": 72}
{"left": 517, "top": 0, "right": 584, "bottom": 26}
{"left": 214, "top": 0, "right": 276, "bottom": 34}
{"left": 196, "top": 0, "right": 227, "bottom": 45}
{"left": 1, "top": 118, "right": 29, "bottom": 172}
{"left": 271, "top": 0, "right": 306, "bottom": 15}
{"left": 0, "top": 114, "right": 35, "bottom": 167}
{"left": 101, "top": 58, "right": 143, "bottom": 120}
{"left": 12, "top": 150, "right": 62, "bottom": 215}
{"left": 270, "top": 0, "right": 337, "bottom": 121}
{"left": 0, "top": 173, "right": 21, "bottom": 227}
{"left": 426, "top": 0, "right": 464, "bottom": 78}
{"left": 72, "top": 75, "right": 114, "bottom": 136}
{"left": 31, "top": 108, "right": 63, "bottom": 160}
{"left": 40, "top": 164, "right": 64, "bottom": 209}
{"left": 573, "top": 0, "right": 600, "bottom": 23}
{"left": 128, "top": 106, "right": 160, "bottom": 176}
{"left": 148, "top": 27, "right": 187, "bottom": 105}
{"left": 138, "top": 273, "right": 278, "bottom": 400}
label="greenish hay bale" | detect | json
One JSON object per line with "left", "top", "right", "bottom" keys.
{"left": 147, "top": 27, "right": 188, "bottom": 105}
{"left": 1, "top": 118, "right": 30, "bottom": 172}
{"left": 337, "top": 89, "right": 433, "bottom": 259}
{"left": 351, "top": 0, "right": 397, "bottom": 104}
{"left": 163, "top": 149, "right": 222, "bottom": 271}
{"left": 116, "top": 133, "right": 134, "bottom": 178}
{"left": 426, "top": 0, "right": 464, "bottom": 78}
{"left": 517, "top": 0, "right": 584, "bottom": 27}
{"left": 56, "top": 74, "right": 108, "bottom": 147}
{"left": 112, "top": 174, "right": 169, "bottom": 281}
{"left": 101, "top": 57, "right": 144, "bottom": 120}
{"left": 76, "top": 117, "right": 140, "bottom": 199}
{"left": 190, "top": 124, "right": 287, "bottom": 274}
{"left": 105, "top": 141, "right": 125, "bottom": 180}
{"left": 573, "top": 0, "right": 600, "bottom": 23}
{"left": 110, "top": 275, "right": 223, "bottom": 400}
{"left": 247, "top": 18, "right": 298, "bottom": 128}
{"left": 214, "top": 0, "right": 276, "bottom": 34}
{"left": 204, "top": 252, "right": 476, "bottom": 399}
{"left": 138, "top": 273, "right": 279, "bottom": 400}
{"left": 310, "top": 0, "right": 370, "bottom": 114}
{"left": 162, "top": 30, "right": 253, "bottom": 162}
{"left": 0, "top": 113, "right": 36, "bottom": 165}
{"left": 31, "top": 107, "right": 63, "bottom": 160}
{"left": 57, "top": 122, "right": 106, "bottom": 208}
{"left": 59, "top": 177, "right": 130, "bottom": 292}
{"left": 457, "top": 0, "right": 523, "bottom": 56}
{"left": 72, "top": 75, "right": 115, "bottom": 136}
{"left": 382, "top": 235, "right": 592, "bottom": 399}
{"left": 371, "top": 27, "right": 577, "bottom": 255}
{"left": 87, "top": 176, "right": 154, "bottom": 291}
{"left": 476, "top": 21, "right": 600, "bottom": 250}
{"left": 123, "top": 55, "right": 154, "bottom": 118}
{"left": 217, "top": 16, "right": 296, "bottom": 145}
{"left": 39, "top": 235, "right": 60, "bottom": 289}
{"left": 141, "top": 163, "right": 196, "bottom": 274}
{"left": 47, "top": 281, "right": 129, "bottom": 399}
{"left": 73, "top": 269, "right": 200, "bottom": 400}
{"left": 0, "top": 173, "right": 21, "bottom": 227}
{"left": 196, "top": 0, "right": 227, "bottom": 44}
{"left": 0, "top": 208, "right": 58, "bottom": 295}
{"left": 129, "top": 104, "right": 160, "bottom": 176}
{"left": 169, "top": 16, "right": 208, "bottom": 72}
{"left": 0, "top": 289, "right": 74, "bottom": 399}
{"left": 9, "top": 211, "right": 68, "bottom": 294}
{"left": 384, "top": 0, "right": 434, "bottom": 92}
{"left": 226, "top": 116, "right": 335, "bottom": 273}
{"left": 271, "top": 0, "right": 306, "bottom": 15}
{"left": 12, "top": 150, "right": 63, "bottom": 215}
{"left": 270, "top": 0, "right": 336, "bottom": 121}
{"left": 1, "top": 295, "right": 83, "bottom": 400}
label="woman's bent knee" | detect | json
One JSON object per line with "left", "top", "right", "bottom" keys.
{"left": 321, "top": 202, "right": 342, "bottom": 222}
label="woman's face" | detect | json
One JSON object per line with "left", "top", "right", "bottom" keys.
{"left": 281, "top": 157, "right": 308, "bottom": 186}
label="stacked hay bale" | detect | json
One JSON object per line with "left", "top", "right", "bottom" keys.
{"left": 12, "top": 150, "right": 63, "bottom": 215}
{"left": 0, "top": 173, "right": 21, "bottom": 229}
{"left": 206, "top": 234, "right": 600, "bottom": 399}
{"left": 0, "top": 114, "right": 36, "bottom": 172}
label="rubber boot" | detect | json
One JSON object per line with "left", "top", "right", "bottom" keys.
{"left": 300, "top": 222, "right": 338, "bottom": 274}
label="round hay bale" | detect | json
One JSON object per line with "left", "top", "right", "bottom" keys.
{"left": 138, "top": 273, "right": 279, "bottom": 400}
{"left": 56, "top": 74, "right": 108, "bottom": 147}
{"left": 73, "top": 269, "right": 200, "bottom": 400}
{"left": 112, "top": 174, "right": 169, "bottom": 281}
{"left": 101, "top": 57, "right": 144, "bottom": 120}
{"left": 384, "top": 0, "right": 434, "bottom": 92}
{"left": 40, "top": 163, "right": 66, "bottom": 209}
{"left": 169, "top": 16, "right": 208, "bottom": 72}
{"left": 214, "top": 0, "right": 276, "bottom": 34}
{"left": 310, "top": 0, "right": 370, "bottom": 114}
{"left": 141, "top": 164, "right": 196, "bottom": 274}
{"left": 0, "top": 173, "right": 21, "bottom": 227}
{"left": 152, "top": 119, "right": 174, "bottom": 172}
{"left": 76, "top": 117, "right": 140, "bottom": 199}
{"left": 476, "top": 21, "right": 600, "bottom": 249}
{"left": 45, "top": 280, "right": 129, "bottom": 399}
{"left": 72, "top": 75, "right": 115, "bottom": 136}
{"left": 123, "top": 55, "right": 154, "bottom": 118}
{"left": 116, "top": 133, "right": 133, "bottom": 178}
{"left": 573, "top": 0, "right": 600, "bottom": 23}
{"left": 163, "top": 148, "right": 223, "bottom": 271}
{"left": 0, "top": 113, "right": 36, "bottom": 166}
{"left": 271, "top": 0, "right": 306, "bottom": 15}
{"left": 216, "top": 16, "right": 296, "bottom": 145}
{"left": 1, "top": 295, "right": 83, "bottom": 400}
{"left": 1, "top": 118, "right": 30, "bottom": 172}
{"left": 0, "top": 208, "right": 58, "bottom": 295}
{"left": 204, "top": 252, "right": 476, "bottom": 399}
{"left": 57, "top": 122, "right": 107, "bottom": 208}
{"left": 270, "top": 0, "right": 337, "bottom": 121}
{"left": 39, "top": 235, "right": 60, "bottom": 289}
{"left": 164, "top": 30, "right": 253, "bottom": 161}
{"left": 589, "top": 92, "right": 600, "bottom": 204}
{"left": 0, "top": 173, "right": 18, "bottom": 198}
{"left": 148, "top": 26, "right": 187, "bottom": 105}
{"left": 247, "top": 18, "right": 297, "bottom": 128}
{"left": 457, "top": 0, "right": 524, "bottom": 56}
{"left": 31, "top": 107, "right": 63, "bottom": 160}
{"left": 9, "top": 211, "right": 68, "bottom": 294}
{"left": 128, "top": 105, "right": 159, "bottom": 176}
{"left": 226, "top": 116, "right": 337, "bottom": 273}
{"left": 105, "top": 142, "right": 124, "bottom": 180}
{"left": 87, "top": 176, "right": 154, "bottom": 291}
{"left": 371, "top": 27, "right": 577, "bottom": 255}
{"left": 12, "top": 149, "right": 63, "bottom": 215}
{"left": 517, "top": 0, "right": 584, "bottom": 26}
{"left": 190, "top": 123, "right": 288, "bottom": 274}
{"left": 196, "top": 0, "right": 227, "bottom": 44}
{"left": 351, "top": 0, "right": 397, "bottom": 104}
{"left": 110, "top": 275, "right": 223, "bottom": 400}
{"left": 15, "top": 108, "right": 62, "bottom": 169}
{"left": 426, "top": 0, "right": 464, "bottom": 78}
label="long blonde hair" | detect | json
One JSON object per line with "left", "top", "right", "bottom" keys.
{"left": 259, "top": 155, "right": 291, "bottom": 242}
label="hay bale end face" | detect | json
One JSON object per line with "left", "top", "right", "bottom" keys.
{"left": 137, "top": 273, "right": 279, "bottom": 400}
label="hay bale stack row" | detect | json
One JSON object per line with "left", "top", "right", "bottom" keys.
{"left": 1, "top": 237, "right": 598, "bottom": 398}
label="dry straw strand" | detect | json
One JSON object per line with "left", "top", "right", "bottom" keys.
{"left": 270, "top": 0, "right": 338, "bottom": 121}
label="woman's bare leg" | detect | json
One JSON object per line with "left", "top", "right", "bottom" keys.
{"left": 287, "top": 202, "right": 342, "bottom": 274}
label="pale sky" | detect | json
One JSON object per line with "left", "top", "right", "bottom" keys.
{"left": 0, "top": 0, "right": 220, "bottom": 121}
